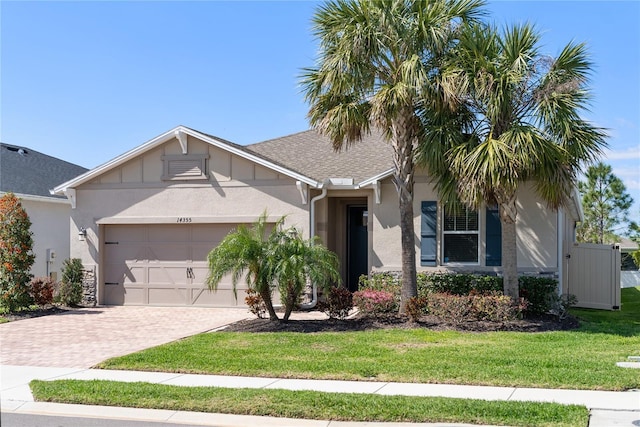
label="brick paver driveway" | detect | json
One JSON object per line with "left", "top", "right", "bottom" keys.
{"left": 0, "top": 306, "right": 249, "bottom": 368}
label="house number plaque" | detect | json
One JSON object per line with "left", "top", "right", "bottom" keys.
{"left": 176, "top": 217, "right": 192, "bottom": 223}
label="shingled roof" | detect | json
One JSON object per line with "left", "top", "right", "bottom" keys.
{"left": 246, "top": 129, "right": 394, "bottom": 185}
{"left": 0, "top": 143, "right": 88, "bottom": 199}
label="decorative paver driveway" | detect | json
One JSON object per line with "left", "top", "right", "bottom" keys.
{"left": 0, "top": 306, "right": 249, "bottom": 368}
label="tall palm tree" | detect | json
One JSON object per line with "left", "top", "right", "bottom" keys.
{"left": 301, "top": 0, "right": 485, "bottom": 312}
{"left": 272, "top": 229, "right": 341, "bottom": 322}
{"left": 206, "top": 213, "right": 284, "bottom": 321}
{"left": 419, "top": 23, "right": 606, "bottom": 300}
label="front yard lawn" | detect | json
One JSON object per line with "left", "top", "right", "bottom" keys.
{"left": 95, "top": 288, "right": 640, "bottom": 391}
{"left": 30, "top": 288, "right": 639, "bottom": 427}
{"left": 30, "top": 379, "right": 588, "bottom": 427}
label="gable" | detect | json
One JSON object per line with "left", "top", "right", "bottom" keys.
{"left": 82, "top": 134, "right": 295, "bottom": 188}
{"left": 53, "top": 126, "right": 318, "bottom": 195}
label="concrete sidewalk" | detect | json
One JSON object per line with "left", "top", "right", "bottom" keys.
{"left": 2, "top": 365, "right": 639, "bottom": 426}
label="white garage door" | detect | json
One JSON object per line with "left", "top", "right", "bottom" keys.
{"left": 103, "top": 224, "right": 247, "bottom": 306}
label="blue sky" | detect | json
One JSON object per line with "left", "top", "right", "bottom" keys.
{"left": 2, "top": 1, "right": 639, "bottom": 225}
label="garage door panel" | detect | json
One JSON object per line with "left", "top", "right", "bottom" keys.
{"left": 148, "top": 287, "right": 187, "bottom": 305}
{"left": 148, "top": 226, "right": 189, "bottom": 242}
{"left": 122, "top": 266, "right": 146, "bottom": 284}
{"left": 191, "top": 224, "right": 234, "bottom": 243}
{"left": 192, "top": 244, "right": 215, "bottom": 260}
{"left": 123, "top": 287, "right": 146, "bottom": 305}
{"left": 105, "top": 226, "right": 146, "bottom": 242}
{"left": 148, "top": 266, "right": 186, "bottom": 284}
{"left": 148, "top": 246, "right": 189, "bottom": 262}
{"left": 104, "top": 223, "right": 245, "bottom": 307}
{"left": 105, "top": 246, "right": 146, "bottom": 264}
{"left": 104, "top": 283, "right": 124, "bottom": 305}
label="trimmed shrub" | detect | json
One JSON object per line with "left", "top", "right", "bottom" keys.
{"left": 358, "top": 273, "right": 401, "bottom": 296}
{"left": 245, "top": 289, "right": 267, "bottom": 319}
{"left": 519, "top": 276, "right": 558, "bottom": 315}
{"left": 426, "top": 292, "right": 525, "bottom": 324}
{"left": 422, "top": 273, "right": 502, "bottom": 295}
{"left": 405, "top": 296, "right": 429, "bottom": 322}
{"left": 29, "top": 277, "right": 55, "bottom": 307}
{"left": 55, "top": 258, "right": 84, "bottom": 306}
{"left": 318, "top": 286, "right": 353, "bottom": 320}
{"left": 353, "top": 289, "right": 397, "bottom": 315}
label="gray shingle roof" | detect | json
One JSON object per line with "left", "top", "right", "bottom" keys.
{"left": 246, "top": 129, "right": 394, "bottom": 184}
{"left": 0, "top": 143, "right": 88, "bottom": 198}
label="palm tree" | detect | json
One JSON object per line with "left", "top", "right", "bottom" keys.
{"left": 207, "top": 214, "right": 341, "bottom": 322}
{"left": 301, "top": 0, "right": 485, "bottom": 312}
{"left": 272, "top": 229, "right": 341, "bottom": 322}
{"left": 206, "top": 213, "right": 284, "bottom": 321}
{"left": 419, "top": 23, "right": 606, "bottom": 300}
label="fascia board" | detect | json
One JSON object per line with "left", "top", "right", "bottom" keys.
{"left": 187, "top": 128, "right": 319, "bottom": 187}
{"left": 52, "top": 126, "right": 319, "bottom": 195}
{"left": 1, "top": 191, "right": 71, "bottom": 205}
{"left": 357, "top": 168, "right": 394, "bottom": 188}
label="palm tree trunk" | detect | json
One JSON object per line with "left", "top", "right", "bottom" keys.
{"left": 391, "top": 114, "right": 418, "bottom": 313}
{"left": 499, "top": 195, "right": 519, "bottom": 301}
{"left": 258, "top": 286, "right": 279, "bottom": 321}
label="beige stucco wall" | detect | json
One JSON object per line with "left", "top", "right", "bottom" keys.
{"left": 370, "top": 175, "right": 560, "bottom": 274}
{"left": 69, "top": 135, "right": 310, "bottom": 303}
{"left": 20, "top": 198, "right": 72, "bottom": 280}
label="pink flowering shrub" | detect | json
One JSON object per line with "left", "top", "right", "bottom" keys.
{"left": 352, "top": 289, "right": 397, "bottom": 315}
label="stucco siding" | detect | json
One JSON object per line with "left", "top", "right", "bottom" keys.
{"left": 370, "top": 179, "right": 560, "bottom": 273}
{"left": 21, "top": 199, "right": 71, "bottom": 280}
{"left": 515, "top": 184, "right": 558, "bottom": 269}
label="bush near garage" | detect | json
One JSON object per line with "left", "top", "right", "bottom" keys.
{"left": 55, "top": 258, "right": 84, "bottom": 306}
{"left": 29, "top": 277, "right": 56, "bottom": 307}
{"left": 0, "top": 193, "right": 35, "bottom": 312}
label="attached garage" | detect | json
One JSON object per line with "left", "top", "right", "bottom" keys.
{"left": 102, "top": 223, "right": 246, "bottom": 306}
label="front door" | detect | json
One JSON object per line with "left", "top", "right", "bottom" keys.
{"left": 347, "top": 205, "right": 368, "bottom": 292}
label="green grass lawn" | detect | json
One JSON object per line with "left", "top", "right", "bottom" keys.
{"left": 96, "top": 287, "right": 640, "bottom": 391}
{"left": 30, "top": 287, "right": 639, "bottom": 426}
{"left": 30, "top": 379, "right": 588, "bottom": 427}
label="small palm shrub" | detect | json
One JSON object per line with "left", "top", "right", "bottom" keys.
{"left": 352, "top": 289, "right": 396, "bottom": 315}
{"left": 318, "top": 286, "right": 353, "bottom": 319}
{"left": 29, "top": 277, "right": 55, "bottom": 307}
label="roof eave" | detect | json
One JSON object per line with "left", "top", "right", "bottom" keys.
{"left": 52, "top": 126, "right": 319, "bottom": 195}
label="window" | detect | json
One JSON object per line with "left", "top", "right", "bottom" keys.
{"left": 420, "top": 201, "right": 502, "bottom": 267}
{"left": 443, "top": 204, "right": 479, "bottom": 264}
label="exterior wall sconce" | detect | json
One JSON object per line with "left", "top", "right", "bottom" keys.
{"left": 78, "top": 227, "right": 87, "bottom": 241}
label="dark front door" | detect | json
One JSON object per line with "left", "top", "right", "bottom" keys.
{"left": 347, "top": 205, "right": 368, "bottom": 292}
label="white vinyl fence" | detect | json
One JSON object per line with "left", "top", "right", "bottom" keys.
{"left": 567, "top": 243, "right": 621, "bottom": 310}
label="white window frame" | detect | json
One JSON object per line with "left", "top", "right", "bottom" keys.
{"left": 441, "top": 204, "right": 480, "bottom": 265}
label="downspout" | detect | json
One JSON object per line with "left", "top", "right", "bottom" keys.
{"left": 557, "top": 209, "right": 564, "bottom": 295}
{"left": 299, "top": 181, "right": 329, "bottom": 309}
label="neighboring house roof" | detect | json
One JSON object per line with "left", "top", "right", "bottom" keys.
{"left": 0, "top": 143, "right": 88, "bottom": 200}
{"left": 617, "top": 237, "right": 639, "bottom": 252}
{"left": 247, "top": 129, "right": 394, "bottom": 185}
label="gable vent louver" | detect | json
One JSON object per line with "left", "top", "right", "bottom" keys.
{"left": 162, "top": 154, "right": 209, "bottom": 181}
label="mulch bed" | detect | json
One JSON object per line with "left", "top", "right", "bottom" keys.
{"left": 3, "top": 306, "right": 580, "bottom": 333}
{"left": 223, "top": 312, "right": 580, "bottom": 333}
{"left": 1, "top": 305, "right": 77, "bottom": 322}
